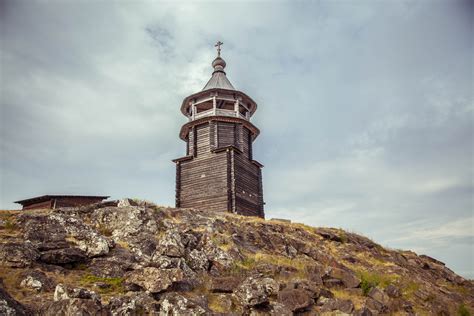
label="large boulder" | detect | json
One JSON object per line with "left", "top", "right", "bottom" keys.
{"left": 0, "top": 279, "right": 28, "bottom": 315}
{"left": 185, "top": 249, "right": 209, "bottom": 272}
{"left": 202, "top": 243, "right": 235, "bottom": 273}
{"left": 156, "top": 230, "right": 186, "bottom": 258}
{"left": 41, "top": 298, "right": 105, "bottom": 316}
{"left": 159, "top": 293, "right": 207, "bottom": 315}
{"left": 107, "top": 292, "right": 160, "bottom": 315}
{"left": 89, "top": 248, "right": 138, "bottom": 278}
{"left": 19, "top": 270, "right": 55, "bottom": 292}
{"left": 20, "top": 213, "right": 110, "bottom": 257}
{"left": 210, "top": 276, "right": 242, "bottom": 293}
{"left": 324, "top": 267, "right": 360, "bottom": 288}
{"left": 320, "top": 298, "right": 354, "bottom": 314}
{"left": 54, "top": 284, "right": 101, "bottom": 303}
{"left": 48, "top": 214, "right": 110, "bottom": 257}
{"left": 0, "top": 242, "right": 39, "bottom": 268}
{"left": 39, "top": 248, "right": 87, "bottom": 265}
{"left": 277, "top": 288, "right": 313, "bottom": 312}
{"left": 237, "top": 276, "right": 279, "bottom": 307}
{"left": 368, "top": 287, "right": 390, "bottom": 306}
{"left": 125, "top": 267, "right": 184, "bottom": 293}
{"left": 90, "top": 206, "right": 161, "bottom": 239}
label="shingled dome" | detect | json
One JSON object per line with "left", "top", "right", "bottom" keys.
{"left": 202, "top": 56, "right": 235, "bottom": 91}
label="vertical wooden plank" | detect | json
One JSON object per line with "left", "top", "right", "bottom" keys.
{"left": 257, "top": 167, "right": 264, "bottom": 217}
{"left": 226, "top": 149, "right": 233, "bottom": 212}
{"left": 193, "top": 126, "right": 197, "bottom": 157}
{"left": 175, "top": 162, "right": 181, "bottom": 207}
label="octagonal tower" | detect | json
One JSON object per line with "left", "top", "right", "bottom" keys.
{"left": 173, "top": 43, "right": 264, "bottom": 218}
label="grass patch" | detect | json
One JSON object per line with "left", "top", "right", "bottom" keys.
{"left": 208, "top": 294, "right": 231, "bottom": 313}
{"left": 458, "top": 304, "right": 471, "bottom": 316}
{"left": 210, "top": 233, "right": 234, "bottom": 252}
{"left": 230, "top": 252, "right": 311, "bottom": 278}
{"left": 332, "top": 289, "right": 365, "bottom": 309}
{"left": 401, "top": 280, "right": 420, "bottom": 299}
{"left": 355, "top": 252, "right": 395, "bottom": 268}
{"left": 80, "top": 275, "right": 124, "bottom": 294}
{"left": 357, "top": 270, "right": 398, "bottom": 296}
{"left": 0, "top": 211, "right": 18, "bottom": 232}
{"left": 3, "top": 219, "right": 17, "bottom": 231}
{"left": 116, "top": 240, "right": 130, "bottom": 249}
{"left": 97, "top": 224, "right": 113, "bottom": 237}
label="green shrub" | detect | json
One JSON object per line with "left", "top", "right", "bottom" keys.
{"left": 3, "top": 219, "right": 16, "bottom": 231}
{"left": 80, "top": 275, "right": 124, "bottom": 294}
{"left": 360, "top": 278, "right": 376, "bottom": 296}
{"left": 458, "top": 304, "right": 471, "bottom": 316}
{"left": 357, "top": 270, "right": 398, "bottom": 296}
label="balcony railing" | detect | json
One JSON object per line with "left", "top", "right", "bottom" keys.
{"left": 192, "top": 108, "right": 247, "bottom": 121}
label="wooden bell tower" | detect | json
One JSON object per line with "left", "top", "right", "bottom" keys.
{"left": 173, "top": 42, "right": 264, "bottom": 218}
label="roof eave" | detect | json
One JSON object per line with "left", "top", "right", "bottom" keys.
{"left": 180, "top": 88, "right": 258, "bottom": 116}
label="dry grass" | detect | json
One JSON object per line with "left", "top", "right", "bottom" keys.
{"left": 331, "top": 289, "right": 365, "bottom": 309}
{"left": 353, "top": 269, "right": 400, "bottom": 295}
{"left": 115, "top": 240, "right": 130, "bottom": 249}
{"left": 80, "top": 274, "right": 124, "bottom": 295}
{"left": 0, "top": 210, "right": 21, "bottom": 238}
{"left": 209, "top": 232, "right": 234, "bottom": 252}
{"left": 354, "top": 252, "right": 396, "bottom": 268}
{"left": 401, "top": 280, "right": 421, "bottom": 299}
{"left": 0, "top": 266, "right": 28, "bottom": 300}
{"left": 230, "top": 251, "right": 312, "bottom": 279}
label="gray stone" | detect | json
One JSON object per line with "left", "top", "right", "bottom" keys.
{"left": 0, "top": 279, "right": 28, "bottom": 315}
{"left": 186, "top": 249, "right": 209, "bottom": 271}
{"left": 210, "top": 276, "right": 241, "bottom": 293}
{"left": 159, "top": 293, "right": 207, "bottom": 315}
{"left": 41, "top": 298, "right": 105, "bottom": 316}
{"left": 39, "top": 248, "right": 87, "bottom": 265}
{"left": 325, "top": 267, "right": 361, "bottom": 288}
{"left": 368, "top": 287, "right": 390, "bottom": 305}
{"left": 19, "top": 270, "right": 55, "bottom": 292}
{"left": 107, "top": 292, "right": 160, "bottom": 315}
{"left": 0, "top": 242, "right": 39, "bottom": 268}
{"left": 320, "top": 298, "right": 354, "bottom": 314}
{"left": 277, "top": 288, "right": 313, "bottom": 312}
{"left": 237, "top": 276, "right": 279, "bottom": 307}
{"left": 54, "top": 284, "right": 100, "bottom": 302}
{"left": 125, "top": 267, "right": 184, "bottom": 293}
{"left": 157, "top": 230, "right": 186, "bottom": 258}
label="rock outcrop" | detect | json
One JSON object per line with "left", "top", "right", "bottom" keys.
{"left": 0, "top": 200, "right": 472, "bottom": 315}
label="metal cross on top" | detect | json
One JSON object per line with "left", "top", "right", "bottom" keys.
{"left": 215, "top": 41, "right": 223, "bottom": 57}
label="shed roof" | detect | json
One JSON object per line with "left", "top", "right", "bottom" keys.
{"left": 14, "top": 195, "right": 110, "bottom": 205}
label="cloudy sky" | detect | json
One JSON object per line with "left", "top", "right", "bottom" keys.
{"left": 1, "top": 0, "right": 472, "bottom": 277}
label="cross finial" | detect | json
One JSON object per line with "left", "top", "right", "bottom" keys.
{"left": 215, "top": 41, "right": 223, "bottom": 57}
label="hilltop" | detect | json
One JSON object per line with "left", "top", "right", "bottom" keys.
{"left": 0, "top": 199, "right": 472, "bottom": 315}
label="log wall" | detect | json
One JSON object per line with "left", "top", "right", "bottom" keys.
{"left": 175, "top": 119, "right": 264, "bottom": 217}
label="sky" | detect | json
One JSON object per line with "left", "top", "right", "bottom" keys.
{"left": 1, "top": 0, "right": 472, "bottom": 278}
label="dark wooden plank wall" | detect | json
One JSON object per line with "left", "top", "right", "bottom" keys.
{"left": 241, "top": 126, "right": 251, "bottom": 159}
{"left": 233, "top": 152, "right": 263, "bottom": 216}
{"left": 23, "top": 200, "right": 52, "bottom": 210}
{"left": 177, "top": 120, "right": 263, "bottom": 217}
{"left": 22, "top": 197, "right": 106, "bottom": 210}
{"left": 179, "top": 122, "right": 229, "bottom": 212}
{"left": 55, "top": 197, "right": 105, "bottom": 208}
{"left": 218, "top": 122, "right": 235, "bottom": 148}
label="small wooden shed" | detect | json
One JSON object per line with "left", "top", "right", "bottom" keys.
{"left": 14, "top": 195, "right": 109, "bottom": 210}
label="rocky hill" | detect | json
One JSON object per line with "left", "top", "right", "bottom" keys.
{"left": 0, "top": 199, "right": 472, "bottom": 315}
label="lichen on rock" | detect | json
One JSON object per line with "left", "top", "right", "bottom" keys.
{"left": 0, "top": 201, "right": 472, "bottom": 315}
